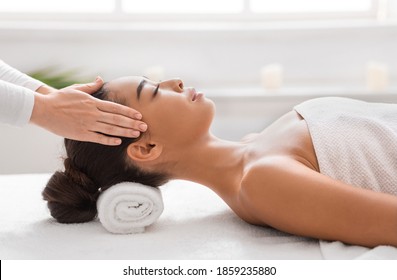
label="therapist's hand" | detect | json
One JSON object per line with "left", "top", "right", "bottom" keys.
{"left": 30, "top": 77, "right": 147, "bottom": 145}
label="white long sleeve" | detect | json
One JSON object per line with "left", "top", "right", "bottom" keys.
{"left": 0, "top": 59, "right": 44, "bottom": 91}
{"left": 0, "top": 80, "right": 35, "bottom": 126}
{"left": 0, "top": 60, "right": 44, "bottom": 126}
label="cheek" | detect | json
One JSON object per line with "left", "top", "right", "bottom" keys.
{"left": 195, "top": 99, "right": 215, "bottom": 126}
{"left": 178, "top": 100, "right": 215, "bottom": 135}
{"left": 143, "top": 99, "right": 215, "bottom": 140}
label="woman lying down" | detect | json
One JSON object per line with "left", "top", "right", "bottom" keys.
{"left": 42, "top": 76, "right": 397, "bottom": 248}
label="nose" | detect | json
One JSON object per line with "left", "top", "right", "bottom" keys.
{"left": 160, "top": 78, "right": 184, "bottom": 93}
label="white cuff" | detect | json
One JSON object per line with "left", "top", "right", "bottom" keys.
{"left": 0, "top": 80, "right": 35, "bottom": 127}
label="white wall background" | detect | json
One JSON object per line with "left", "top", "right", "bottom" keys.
{"left": 1, "top": 22, "right": 397, "bottom": 88}
{"left": 1, "top": 19, "right": 397, "bottom": 174}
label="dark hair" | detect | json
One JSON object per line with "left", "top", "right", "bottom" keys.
{"left": 42, "top": 85, "right": 169, "bottom": 224}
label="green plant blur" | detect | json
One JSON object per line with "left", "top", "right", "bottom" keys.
{"left": 29, "top": 67, "right": 92, "bottom": 89}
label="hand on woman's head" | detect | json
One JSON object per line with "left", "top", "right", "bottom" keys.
{"left": 31, "top": 77, "right": 148, "bottom": 146}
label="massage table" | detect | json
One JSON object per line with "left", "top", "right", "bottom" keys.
{"left": 1, "top": 173, "right": 396, "bottom": 259}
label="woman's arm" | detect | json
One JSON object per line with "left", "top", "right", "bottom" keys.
{"left": 239, "top": 157, "right": 397, "bottom": 247}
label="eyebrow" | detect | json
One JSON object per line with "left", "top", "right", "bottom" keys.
{"left": 136, "top": 79, "right": 147, "bottom": 100}
{"left": 136, "top": 78, "right": 160, "bottom": 100}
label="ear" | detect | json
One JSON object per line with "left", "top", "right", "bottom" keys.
{"left": 126, "top": 141, "right": 163, "bottom": 162}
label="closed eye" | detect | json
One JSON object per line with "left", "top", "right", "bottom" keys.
{"left": 152, "top": 84, "right": 160, "bottom": 99}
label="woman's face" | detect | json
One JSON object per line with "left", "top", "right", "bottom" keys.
{"left": 106, "top": 76, "right": 215, "bottom": 147}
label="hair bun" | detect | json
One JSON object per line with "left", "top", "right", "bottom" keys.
{"left": 42, "top": 158, "right": 99, "bottom": 223}
{"left": 63, "top": 158, "right": 98, "bottom": 195}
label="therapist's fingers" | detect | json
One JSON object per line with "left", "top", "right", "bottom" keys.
{"left": 85, "top": 132, "right": 124, "bottom": 146}
{"left": 97, "top": 112, "right": 148, "bottom": 134}
{"left": 96, "top": 98, "right": 143, "bottom": 121}
{"left": 94, "top": 121, "right": 144, "bottom": 139}
{"left": 67, "top": 76, "right": 104, "bottom": 94}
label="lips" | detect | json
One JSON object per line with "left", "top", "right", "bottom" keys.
{"left": 194, "top": 92, "right": 204, "bottom": 101}
{"left": 190, "top": 88, "right": 204, "bottom": 101}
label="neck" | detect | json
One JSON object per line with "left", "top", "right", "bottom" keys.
{"left": 167, "top": 134, "right": 247, "bottom": 201}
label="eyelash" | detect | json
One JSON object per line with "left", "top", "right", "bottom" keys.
{"left": 153, "top": 84, "right": 160, "bottom": 97}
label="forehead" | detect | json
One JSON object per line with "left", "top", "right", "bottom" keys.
{"left": 106, "top": 76, "right": 142, "bottom": 102}
{"left": 107, "top": 76, "right": 141, "bottom": 90}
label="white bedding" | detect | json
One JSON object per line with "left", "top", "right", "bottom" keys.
{"left": 1, "top": 173, "right": 396, "bottom": 260}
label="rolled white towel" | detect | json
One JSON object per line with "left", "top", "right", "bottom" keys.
{"left": 97, "top": 182, "right": 164, "bottom": 234}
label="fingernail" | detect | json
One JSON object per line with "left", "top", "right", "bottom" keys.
{"left": 114, "top": 138, "right": 122, "bottom": 145}
{"left": 139, "top": 123, "right": 148, "bottom": 131}
{"left": 132, "top": 131, "right": 140, "bottom": 137}
{"left": 135, "top": 113, "right": 142, "bottom": 120}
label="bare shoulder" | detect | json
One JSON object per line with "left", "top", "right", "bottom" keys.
{"left": 238, "top": 156, "right": 397, "bottom": 247}
{"left": 238, "top": 157, "right": 313, "bottom": 225}
{"left": 241, "top": 156, "right": 303, "bottom": 189}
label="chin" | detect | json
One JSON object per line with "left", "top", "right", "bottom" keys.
{"left": 195, "top": 99, "right": 215, "bottom": 134}
{"left": 201, "top": 96, "right": 215, "bottom": 116}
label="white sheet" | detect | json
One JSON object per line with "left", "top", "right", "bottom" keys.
{"left": 1, "top": 174, "right": 396, "bottom": 260}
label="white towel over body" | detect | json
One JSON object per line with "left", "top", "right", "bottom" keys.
{"left": 294, "top": 97, "right": 397, "bottom": 196}
{"left": 97, "top": 182, "right": 164, "bottom": 234}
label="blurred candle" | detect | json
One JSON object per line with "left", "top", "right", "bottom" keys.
{"left": 366, "top": 61, "right": 389, "bottom": 91}
{"left": 144, "top": 65, "right": 165, "bottom": 82}
{"left": 261, "top": 64, "right": 283, "bottom": 90}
